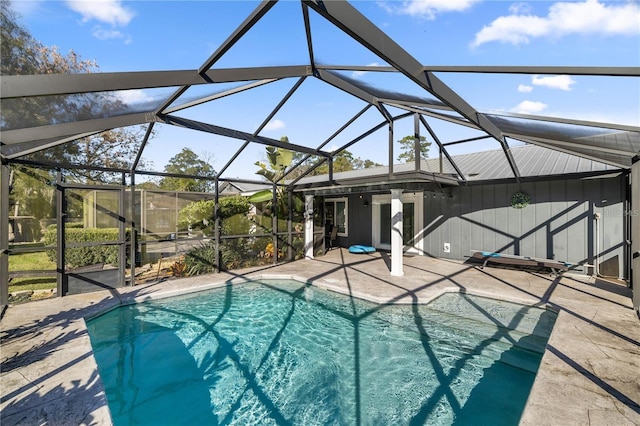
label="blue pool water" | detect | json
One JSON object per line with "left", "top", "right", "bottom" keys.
{"left": 87, "top": 280, "right": 557, "bottom": 425}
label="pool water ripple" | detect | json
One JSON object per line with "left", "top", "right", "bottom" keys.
{"left": 87, "top": 280, "right": 556, "bottom": 425}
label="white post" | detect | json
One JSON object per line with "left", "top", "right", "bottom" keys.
{"left": 304, "top": 195, "right": 314, "bottom": 260}
{"left": 390, "top": 189, "right": 404, "bottom": 276}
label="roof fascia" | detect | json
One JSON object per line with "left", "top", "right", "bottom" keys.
{"left": 291, "top": 172, "right": 458, "bottom": 193}
{"left": 461, "top": 168, "right": 624, "bottom": 186}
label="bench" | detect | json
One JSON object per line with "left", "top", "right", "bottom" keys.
{"left": 471, "top": 250, "right": 571, "bottom": 276}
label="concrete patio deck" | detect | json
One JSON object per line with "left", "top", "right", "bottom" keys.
{"left": 1, "top": 249, "right": 639, "bottom": 425}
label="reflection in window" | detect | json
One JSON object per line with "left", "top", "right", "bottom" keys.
{"left": 324, "top": 198, "right": 348, "bottom": 236}
{"left": 380, "top": 203, "right": 414, "bottom": 245}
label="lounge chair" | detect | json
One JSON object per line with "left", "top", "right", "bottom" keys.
{"left": 470, "top": 250, "right": 571, "bottom": 276}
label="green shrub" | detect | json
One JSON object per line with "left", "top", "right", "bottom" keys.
{"left": 220, "top": 237, "right": 255, "bottom": 270}
{"left": 47, "top": 221, "right": 83, "bottom": 230}
{"left": 44, "top": 227, "right": 127, "bottom": 268}
{"left": 178, "top": 196, "right": 253, "bottom": 236}
{"left": 184, "top": 235, "right": 270, "bottom": 275}
{"left": 184, "top": 242, "right": 218, "bottom": 275}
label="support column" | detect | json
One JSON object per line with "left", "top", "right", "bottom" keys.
{"left": 304, "top": 195, "right": 314, "bottom": 260}
{"left": 214, "top": 179, "right": 220, "bottom": 273}
{"left": 390, "top": 188, "right": 404, "bottom": 277}
{"left": 56, "top": 172, "right": 65, "bottom": 297}
{"left": 129, "top": 173, "right": 136, "bottom": 285}
{"left": 1, "top": 162, "right": 9, "bottom": 305}
{"left": 631, "top": 156, "right": 639, "bottom": 313}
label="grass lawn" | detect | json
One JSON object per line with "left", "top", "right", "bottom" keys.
{"left": 9, "top": 250, "right": 57, "bottom": 293}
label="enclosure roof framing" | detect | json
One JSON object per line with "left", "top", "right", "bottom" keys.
{"left": 1, "top": 0, "right": 638, "bottom": 187}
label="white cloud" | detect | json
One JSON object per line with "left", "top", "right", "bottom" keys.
{"left": 384, "top": 0, "right": 480, "bottom": 20}
{"left": 66, "top": 0, "right": 134, "bottom": 26}
{"left": 352, "top": 62, "right": 382, "bottom": 78}
{"left": 109, "top": 89, "right": 153, "bottom": 105}
{"left": 264, "top": 119, "right": 285, "bottom": 132}
{"left": 471, "top": 0, "right": 640, "bottom": 47}
{"left": 518, "top": 84, "right": 533, "bottom": 93}
{"left": 532, "top": 75, "right": 576, "bottom": 91}
{"left": 511, "top": 100, "right": 548, "bottom": 114}
{"left": 509, "top": 3, "right": 532, "bottom": 15}
{"left": 92, "top": 26, "right": 124, "bottom": 41}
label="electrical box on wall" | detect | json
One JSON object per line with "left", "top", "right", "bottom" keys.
{"left": 443, "top": 243, "right": 451, "bottom": 253}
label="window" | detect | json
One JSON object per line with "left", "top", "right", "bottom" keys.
{"left": 379, "top": 203, "right": 415, "bottom": 245}
{"left": 325, "top": 198, "right": 348, "bottom": 236}
{"left": 372, "top": 192, "right": 423, "bottom": 254}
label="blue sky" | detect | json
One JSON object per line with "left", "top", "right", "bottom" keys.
{"left": 12, "top": 0, "right": 640, "bottom": 179}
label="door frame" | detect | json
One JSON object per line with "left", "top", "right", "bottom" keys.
{"left": 371, "top": 192, "right": 423, "bottom": 254}
{"left": 57, "top": 183, "right": 127, "bottom": 296}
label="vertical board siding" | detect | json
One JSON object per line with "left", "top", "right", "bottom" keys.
{"left": 421, "top": 176, "right": 626, "bottom": 278}
{"left": 347, "top": 194, "right": 372, "bottom": 247}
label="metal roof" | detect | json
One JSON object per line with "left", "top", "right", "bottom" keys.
{"left": 1, "top": 0, "right": 639, "bottom": 187}
{"left": 292, "top": 143, "right": 620, "bottom": 190}
{"left": 219, "top": 181, "right": 272, "bottom": 195}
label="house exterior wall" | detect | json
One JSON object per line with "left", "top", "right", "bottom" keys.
{"left": 421, "top": 176, "right": 627, "bottom": 277}
{"left": 342, "top": 194, "right": 373, "bottom": 248}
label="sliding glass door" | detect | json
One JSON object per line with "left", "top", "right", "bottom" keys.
{"left": 372, "top": 192, "right": 423, "bottom": 254}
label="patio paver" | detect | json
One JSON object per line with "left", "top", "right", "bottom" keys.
{"left": 1, "top": 249, "right": 638, "bottom": 425}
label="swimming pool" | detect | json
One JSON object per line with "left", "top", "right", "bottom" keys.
{"left": 87, "top": 279, "right": 557, "bottom": 425}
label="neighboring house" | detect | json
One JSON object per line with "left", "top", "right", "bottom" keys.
{"left": 218, "top": 181, "right": 272, "bottom": 197}
{"left": 295, "top": 144, "right": 630, "bottom": 280}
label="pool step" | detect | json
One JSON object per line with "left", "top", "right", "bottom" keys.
{"left": 374, "top": 295, "right": 557, "bottom": 374}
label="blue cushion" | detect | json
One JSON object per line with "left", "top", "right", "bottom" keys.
{"left": 349, "top": 245, "right": 376, "bottom": 254}
{"left": 481, "top": 251, "right": 501, "bottom": 257}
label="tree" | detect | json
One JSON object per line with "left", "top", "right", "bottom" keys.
{"left": 2, "top": 0, "right": 156, "bottom": 223}
{"left": 159, "top": 148, "right": 216, "bottom": 192}
{"left": 397, "top": 135, "right": 431, "bottom": 163}
{"left": 1, "top": 0, "right": 153, "bottom": 178}
{"left": 254, "top": 137, "right": 293, "bottom": 185}
{"left": 311, "top": 149, "right": 382, "bottom": 175}
{"left": 253, "top": 136, "right": 383, "bottom": 184}
{"left": 28, "top": 127, "right": 153, "bottom": 184}
{"left": 1, "top": 0, "right": 126, "bottom": 132}
{"left": 8, "top": 165, "right": 55, "bottom": 220}
{"left": 251, "top": 137, "right": 294, "bottom": 205}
